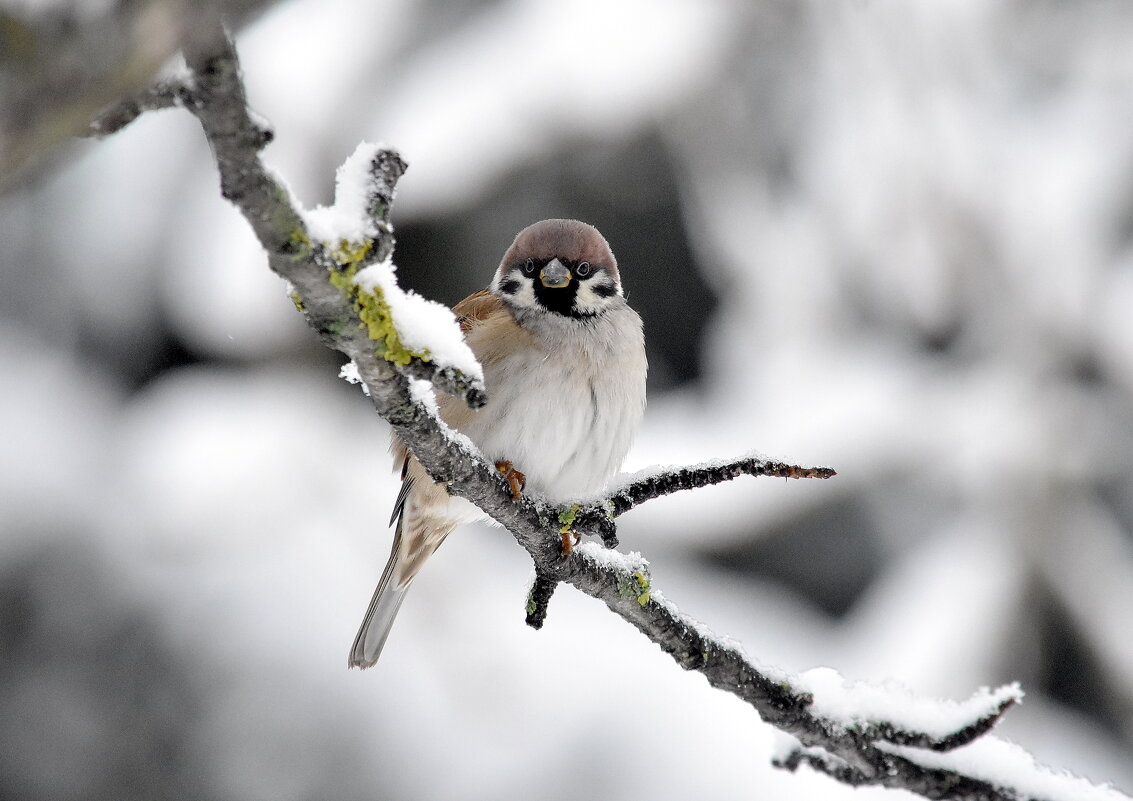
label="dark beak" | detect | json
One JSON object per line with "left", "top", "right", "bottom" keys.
{"left": 539, "top": 258, "right": 571, "bottom": 289}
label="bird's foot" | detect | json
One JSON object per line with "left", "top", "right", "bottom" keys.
{"left": 495, "top": 461, "right": 526, "bottom": 501}
{"left": 560, "top": 529, "right": 581, "bottom": 555}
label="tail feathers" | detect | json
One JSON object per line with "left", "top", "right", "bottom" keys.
{"left": 351, "top": 492, "right": 411, "bottom": 669}
{"left": 350, "top": 510, "right": 410, "bottom": 669}
{"left": 349, "top": 565, "right": 409, "bottom": 669}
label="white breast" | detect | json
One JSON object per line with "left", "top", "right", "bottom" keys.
{"left": 453, "top": 303, "right": 647, "bottom": 502}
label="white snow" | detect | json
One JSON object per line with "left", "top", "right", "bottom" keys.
{"left": 795, "top": 666, "right": 1022, "bottom": 740}
{"left": 405, "top": 376, "right": 438, "bottom": 415}
{"left": 406, "top": 378, "right": 480, "bottom": 457}
{"left": 882, "top": 736, "right": 1132, "bottom": 801}
{"left": 352, "top": 261, "right": 482, "bottom": 380}
{"left": 302, "top": 141, "right": 391, "bottom": 245}
{"left": 574, "top": 540, "right": 650, "bottom": 576}
{"left": 341, "top": 366, "right": 481, "bottom": 457}
{"left": 301, "top": 141, "right": 483, "bottom": 381}
{"left": 337, "top": 359, "right": 368, "bottom": 396}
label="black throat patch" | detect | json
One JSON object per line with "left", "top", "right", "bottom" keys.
{"left": 526, "top": 257, "right": 602, "bottom": 318}
{"left": 532, "top": 275, "right": 582, "bottom": 317}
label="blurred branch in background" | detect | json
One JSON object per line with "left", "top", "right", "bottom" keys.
{"left": 0, "top": 0, "right": 281, "bottom": 190}
{"left": 81, "top": 16, "right": 1128, "bottom": 801}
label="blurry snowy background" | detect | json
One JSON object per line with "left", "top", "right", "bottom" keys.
{"left": 3, "top": 0, "right": 1133, "bottom": 799}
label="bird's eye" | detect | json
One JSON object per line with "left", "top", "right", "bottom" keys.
{"left": 576, "top": 261, "right": 591, "bottom": 277}
{"left": 522, "top": 258, "right": 536, "bottom": 275}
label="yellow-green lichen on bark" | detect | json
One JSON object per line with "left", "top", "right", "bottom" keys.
{"left": 558, "top": 504, "right": 581, "bottom": 534}
{"left": 287, "top": 225, "right": 313, "bottom": 259}
{"left": 330, "top": 237, "right": 373, "bottom": 267}
{"left": 323, "top": 242, "right": 431, "bottom": 367}
{"left": 355, "top": 283, "right": 424, "bottom": 366}
{"left": 326, "top": 260, "right": 359, "bottom": 293}
{"left": 632, "top": 571, "right": 651, "bottom": 606}
{"left": 617, "top": 570, "right": 651, "bottom": 607}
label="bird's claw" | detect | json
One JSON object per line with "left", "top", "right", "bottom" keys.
{"left": 560, "top": 529, "right": 580, "bottom": 555}
{"left": 495, "top": 461, "right": 526, "bottom": 501}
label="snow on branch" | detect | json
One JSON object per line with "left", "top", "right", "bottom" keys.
{"left": 91, "top": 19, "right": 486, "bottom": 410}
{"left": 89, "top": 18, "right": 1129, "bottom": 801}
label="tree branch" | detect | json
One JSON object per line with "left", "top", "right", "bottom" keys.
{"left": 173, "top": 19, "right": 486, "bottom": 411}
{"left": 0, "top": 0, "right": 281, "bottom": 189}
{"left": 566, "top": 454, "right": 838, "bottom": 546}
{"left": 774, "top": 747, "right": 1025, "bottom": 801}
{"left": 91, "top": 18, "right": 1127, "bottom": 801}
{"left": 86, "top": 79, "right": 191, "bottom": 138}
{"left": 524, "top": 570, "right": 559, "bottom": 630}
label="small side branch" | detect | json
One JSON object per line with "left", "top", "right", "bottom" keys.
{"left": 609, "top": 455, "right": 836, "bottom": 518}
{"left": 524, "top": 571, "right": 559, "bottom": 630}
{"left": 775, "top": 748, "right": 1024, "bottom": 801}
{"left": 87, "top": 79, "right": 192, "bottom": 138}
{"left": 568, "top": 454, "right": 835, "bottom": 542}
{"left": 858, "top": 692, "right": 1018, "bottom": 752}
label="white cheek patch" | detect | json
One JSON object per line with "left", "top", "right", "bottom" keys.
{"left": 514, "top": 282, "right": 537, "bottom": 308}
{"left": 492, "top": 268, "right": 537, "bottom": 308}
{"left": 574, "top": 278, "right": 621, "bottom": 315}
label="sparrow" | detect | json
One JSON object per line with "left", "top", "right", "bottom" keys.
{"left": 349, "top": 219, "right": 648, "bottom": 669}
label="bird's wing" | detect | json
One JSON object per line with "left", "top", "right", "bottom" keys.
{"left": 389, "top": 469, "right": 415, "bottom": 528}
{"left": 384, "top": 291, "right": 497, "bottom": 526}
{"left": 453, "top": 289, "right": 506, "bottom": 333}
{"left": 388, "top": 437, "right": 413, "bottom": 527}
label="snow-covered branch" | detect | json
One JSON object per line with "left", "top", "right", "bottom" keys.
{"left": 176, "top": 21, "right": 486, "bottom": 410}
{"left": 87, "top": 18, "right": 1128, "bottom": 801}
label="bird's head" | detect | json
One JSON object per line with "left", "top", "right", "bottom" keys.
{"left": 491, "top": 219, "right": 623, "bottom": 319}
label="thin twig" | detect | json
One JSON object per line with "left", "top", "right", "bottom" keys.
{"left": 775, "top": 747, "right": 1028, "bottom": 801}
{"left": 567, "top": 455, "right": 837, "bottom": 542}
{"left": 524, "top": 571, "right": 559, "bottom": 630}
{"left": 86, "top": 79, "right": 193, "bottom": 138}
{"left": 857, "top": 693, "right": 1018, "bottom": 752}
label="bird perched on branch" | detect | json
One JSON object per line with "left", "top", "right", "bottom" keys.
{"left": 349, "top": 219, "right": 648, "bottom": 668}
